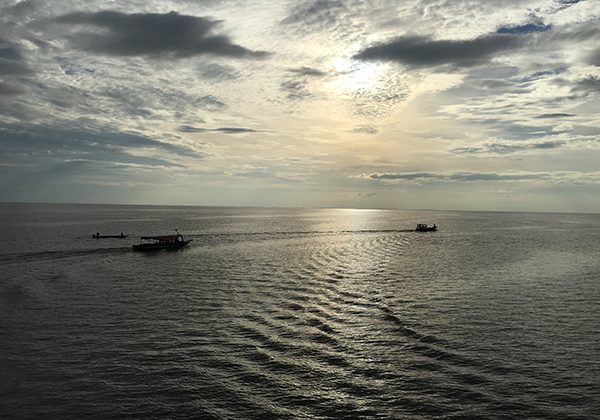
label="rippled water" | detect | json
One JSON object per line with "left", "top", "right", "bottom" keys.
{"left": 1, "top": 203, "right": 599, "bottom": 418}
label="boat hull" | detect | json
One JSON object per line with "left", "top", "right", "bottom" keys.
{"left": 132, "top": 240, "right": 192, "bottom": 251}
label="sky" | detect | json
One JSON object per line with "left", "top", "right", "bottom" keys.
{"left": 1, "top": 0, "right": 599, "bottom": 212}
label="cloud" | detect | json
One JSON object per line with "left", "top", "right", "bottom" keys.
{"left": 0, "top": 81, "right": 26, "bottom": 96}
{"left": 282, "top": 0, "right": 346, "bottom": 29}
{"left": 0, "top": 40, "right": 33, "bottom": 100}
{"left": 451, "top": 140, "right": 566, "bottom": 155}
{"left": 51, "top": 10, "right": 270, "bottom": 59}
{"left": 550, "top": 20, "right": 600, "bottom": 43}
{"left": 279, "top": 67, "right": 328, "bottom": 101}
{"left": 555, "top": 0, "right": 585, "bottom": 10}
{"left": 354, "top": 33, "right": 526, "bottom": 68}
{"left": 520, "top": 67, "right": 566, "bottom": 83}
{"left": 534, "top": 113, "right": 575, "bottom": 119}
{"left": 214, "top": 127, "right": 260, "bottom": 134}
{"left": 352, "top": 87, "right": 408, "bottom": 117}
{"left": 178, "top": 125, "right": 206, "bottom": 133}
{"left": 1, "top": 0, "right": 40, "bottom": 19}
{"left": 351, "top": 125, "right": 378, "bottom": 134}
{"left": 0, "top": 0, "right": 597, "bottom": 210}
{"left": 0, "top": 45, "right": 24, "bottom": 61}
{"left": 361, "top": 170, "right": 600, "bottom": 187}
{"left": 280, "top": 79, "right": 312, "bottom": 100}
{"left": 571, "top": 76, "right": 600, "bottom": 95}
{"left": 197, "top": 62, "right": 239, "bottom": 80}
{"left": 488, "top": 122, "right": 562, "bottom": 141}
{"left": 0, "top": 42, "right": 33, "bottom": 75}
{"left": 365, "top": 171, "right": 550, "bottom": 182}
{"left": 178, "top": 125, "right": 260, "bottom": 134}
{"left": 587, "top": 49, "right": 600, "bottom": 66}
{"left": 0, "top": 123, "right": 201, "bottom": 167}
{"left": 288, "top": 66, "right": 327, "bottom": 77}
{"left": 474, "top": 79, "right": 516, "bottom": 89}
{"left": 193, "top": 95, "right": 226, "bottom": 110}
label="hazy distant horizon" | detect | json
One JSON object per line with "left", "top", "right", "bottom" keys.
{"left": 2, "top": 200, "right": 599, "bottom": 216}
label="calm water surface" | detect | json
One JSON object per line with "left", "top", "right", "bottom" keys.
{"left": 1, "top": 203, "right": 599, "bottom": 418}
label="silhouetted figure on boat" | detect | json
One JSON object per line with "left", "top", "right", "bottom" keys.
{"left": 416, "top": 223, "right": 437, "bottom": 232}
{"left": 93, "top": 232, "right": 128, "bottom": 239}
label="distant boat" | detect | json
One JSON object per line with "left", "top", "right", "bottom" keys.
{"left": 132, "top": 233, "right": 192, "bottom": 251}
{"left": 416, "top": 223, "right": 437, "bottom": 232}
{"left": 93, "top": 232, "right": 128, "bottom": 239}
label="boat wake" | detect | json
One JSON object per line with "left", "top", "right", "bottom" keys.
{"left": 0, "top": 247, "right": 132, "bottom": 266}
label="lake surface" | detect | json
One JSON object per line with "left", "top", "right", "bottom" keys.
{"left": 1, "top": 203, "right": 599, "bottom": 418}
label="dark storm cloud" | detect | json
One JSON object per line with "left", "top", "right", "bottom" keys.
{"left": 52, "top": 10, "right": 270, "bottom": 59}
{"left": 178, "top": 125, "right": 260, "bottom": 134}
{"left": 354, "top": 33, "right": 525, "bottom": 68}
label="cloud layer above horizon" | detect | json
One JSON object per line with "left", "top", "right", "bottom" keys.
{"left": 1, "top": 0, "right": 599, "bottom": 212}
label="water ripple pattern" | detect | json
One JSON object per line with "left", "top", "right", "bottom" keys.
{"left": 1, "top": 204, "right": 599, "bottom": 419}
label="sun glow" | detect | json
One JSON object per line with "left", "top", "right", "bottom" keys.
{"left": 328, "top": 57, "right": 385, "bottom": 92}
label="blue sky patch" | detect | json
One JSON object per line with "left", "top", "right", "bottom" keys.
{"left": 497, "top": 22, "right": 552, "bottom": 34}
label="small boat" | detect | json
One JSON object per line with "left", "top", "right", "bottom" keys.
{"left": 93, "top": 232, "right": 128, "bottom": 239}
{"left": 416, "top": 223, "right": 437, "bottom": 232}
{"left": 132, "top": 233, "right": 192, "bottom": 251}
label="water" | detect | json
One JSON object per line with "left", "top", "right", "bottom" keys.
{"left": 1, "top": 203, "right": 599, "bottom": 419}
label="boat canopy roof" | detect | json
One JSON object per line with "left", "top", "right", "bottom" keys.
{"left": 140, "top": 235, "right": 181, "bottom": 240}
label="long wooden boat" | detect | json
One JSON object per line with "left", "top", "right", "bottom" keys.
{"left": 132, "top": 234, "right": 192, "bottom": 251}
{"left": 415, "top": 223, "right": 437, "bottom": 232}
{"left": 93, "top": 233, "right": 128, "bottom": 239}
